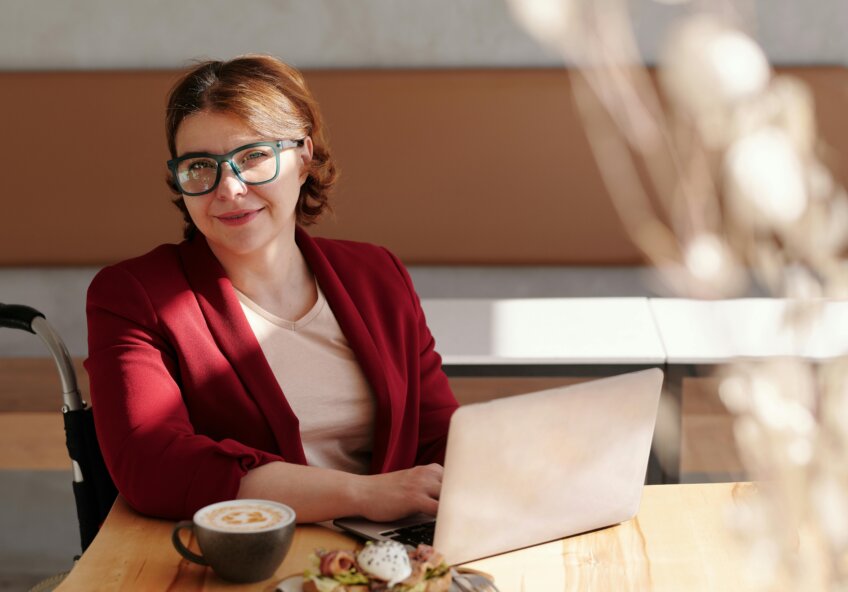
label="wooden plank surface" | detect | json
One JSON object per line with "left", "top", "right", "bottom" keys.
{"left": 680, "top": 377, "right": 743, "bottom": 475}
{"left": 55, "top": 483, "right": 760, "bottom": 591}
{"left": 0, "top": 359, "right": 743, "bottom": 475}
{"left": 0, "top": 358, "right": 89, "bottom": 412}
{"left": 0, "top": 359, "right": 573, "bottom": 410}
{"left": 0, "top": 412, "right": 69, "bottom": 469}
{"left": 2, "top": 67, "right": 844, "bottom": 266}
{"left": 0, "top": 69, "right": 636, "bottom": 266}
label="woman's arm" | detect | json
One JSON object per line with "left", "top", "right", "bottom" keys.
{"left": 86, "top": 264, "right": 285, "bottom": 519}
{"left": 382, "top": 248, "right": 459, "bottom": 465}
{"left": 237, "top": 461, "right": 443, "bottom": 523}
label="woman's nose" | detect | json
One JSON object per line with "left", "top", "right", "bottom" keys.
{"left": 215, "top": 163, "right": 246, "bottom": 200}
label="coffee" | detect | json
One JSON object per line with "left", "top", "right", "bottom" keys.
{"left": 172, "top": 499, "right": 296, "bottom": 583}
{"left": 199, "top": 502, "right": 290, "bottom": 532}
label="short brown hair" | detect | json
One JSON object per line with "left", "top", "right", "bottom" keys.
{"left": 165, "top": 55, "right": 338, "bottom": 239}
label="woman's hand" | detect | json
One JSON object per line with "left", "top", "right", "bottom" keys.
{"left": 352, "top": 463, "right": 443, "bottom": 522}
{"left": 237, "top": 461, "right": 443, "bottom": 523}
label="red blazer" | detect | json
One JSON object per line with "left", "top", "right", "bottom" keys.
{"left": 85, "top": 227, "right": 458, "bottom": 519}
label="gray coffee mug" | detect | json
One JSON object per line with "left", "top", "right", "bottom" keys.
{"left": 172, "top": 499, "right": 296, "bottom": 583}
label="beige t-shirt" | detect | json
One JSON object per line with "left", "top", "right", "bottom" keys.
{"left": 235, "top": 284, "right": 375, "bottom": 474}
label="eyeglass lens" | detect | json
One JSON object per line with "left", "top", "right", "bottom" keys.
{"left": 176, "top": 144, "right": 279, "bottom": 195}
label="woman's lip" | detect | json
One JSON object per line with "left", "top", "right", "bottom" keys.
{"left": 214, "top": 208, "right": 263, "bottom": 226}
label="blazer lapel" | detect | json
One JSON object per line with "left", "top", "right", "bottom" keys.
{"left": 296, "top": 227, "right": 398, "bottom": 473}
{"left": 178, "top": 236, "right": 307, "bottom": 465}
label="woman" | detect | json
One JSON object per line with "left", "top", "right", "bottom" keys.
{"left": 85, "top": 55, "right": 458, "bottom": 522}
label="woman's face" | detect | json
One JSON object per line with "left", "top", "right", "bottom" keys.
{"left": 174, "top": 110, "right": 313, "bottom": 260}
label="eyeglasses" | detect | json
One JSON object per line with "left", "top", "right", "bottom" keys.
{"left": 167, "top": 139, "right": 304, "bottom": 197}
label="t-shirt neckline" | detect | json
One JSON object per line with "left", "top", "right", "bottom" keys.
{"left": 233, "top": 281, "right": 325, "bottom": 331}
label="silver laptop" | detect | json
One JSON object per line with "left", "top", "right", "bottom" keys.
{"left": 334, "top": 368, "right": 663, "bottom": 565}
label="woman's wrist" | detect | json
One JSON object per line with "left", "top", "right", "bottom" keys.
{"left": 344, "top": 472, "right": 371, "bottom": 518}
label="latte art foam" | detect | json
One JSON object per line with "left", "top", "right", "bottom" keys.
{"left": 200, "top": 503, "right": 289, "bottom": 532}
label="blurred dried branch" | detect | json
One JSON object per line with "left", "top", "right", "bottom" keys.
{"left": 508, "top": 0, "right": 848, "bottom": 589}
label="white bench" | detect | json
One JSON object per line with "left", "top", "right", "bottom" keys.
{"left": 423, "top": 296, "right": 848, "bottom": 484}
{"left": 421, "top": 297, "right": 672, "bottom": 482}
{"left": 421, "top": 297, "right": 665, "bottom": 370}
{"left": 649, "top": 298, "right": 848, "bottom": 363}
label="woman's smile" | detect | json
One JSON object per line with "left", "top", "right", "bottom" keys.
{"left": 214, "top": 207, "right": 265, "bottom": 226}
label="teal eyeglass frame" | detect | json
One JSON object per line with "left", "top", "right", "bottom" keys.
{"left": 167, "top": 139, "right": 305, "bottom": 196}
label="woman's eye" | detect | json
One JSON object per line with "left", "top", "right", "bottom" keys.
{"left": 239, "top": 150, "right": 271, "bottom": 168}
{"left": 187, "top": 159, "right": 216, "bottom": 171}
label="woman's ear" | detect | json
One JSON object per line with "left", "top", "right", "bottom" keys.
{"left": 299, "top": 136, "right": 314, "bottom": 184}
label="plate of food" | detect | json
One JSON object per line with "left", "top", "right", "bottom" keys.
{"left": 274, "top": 541, "right": 459, "bottom": 592}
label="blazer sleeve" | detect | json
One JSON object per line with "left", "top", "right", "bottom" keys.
{"left": 383, "top": 248, "right": 459, "bottom": 465}
{"left": 84, "top": 265, "right": 284, "bottom": 519}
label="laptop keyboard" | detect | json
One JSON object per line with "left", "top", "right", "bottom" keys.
{"left": 382, "top": 521, "right": 436, "bottom": 547}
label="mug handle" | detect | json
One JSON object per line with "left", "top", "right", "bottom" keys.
{"left": 171, "top": 521, "right": 208, "bottom": 566}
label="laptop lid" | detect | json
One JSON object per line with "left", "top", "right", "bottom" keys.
{"left": 336, "top": 368, "right": 663, "bottom": 565}
{"left": 436, "top": 368, "right": 662, "bottom": 564}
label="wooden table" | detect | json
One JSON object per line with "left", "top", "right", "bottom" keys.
{"left": 56, "top": 483, "right": 762, "bottom": 591}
